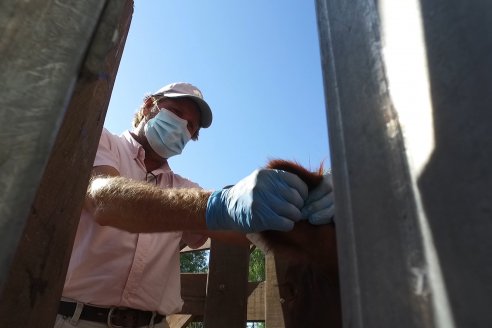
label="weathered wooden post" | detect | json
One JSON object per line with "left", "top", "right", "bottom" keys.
{"left": 316, "top": 0, "right": 492, "bottom": 327}
{"left": 0, "top": 1, "right": 133, "bottom": 326}
{"left": 204, "top": 240, "right": 250, "bottom": 328}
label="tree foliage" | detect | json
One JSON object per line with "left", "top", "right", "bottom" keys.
{"left": 180, "top": 250, "right": 208, "bottom": 273}
{"left": 249, "top": 248, "right": 265, "bottom": 282}
{"left": 248, "top": 248, "right": 265, "bottom": 327}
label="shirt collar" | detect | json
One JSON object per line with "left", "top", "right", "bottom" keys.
{"left": 122, "top": 130, "right": 172, "bottom": 175}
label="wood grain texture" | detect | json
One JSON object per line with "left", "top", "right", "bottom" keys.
{"left": 0, "top": 1, "right": 134, "bottom": 327}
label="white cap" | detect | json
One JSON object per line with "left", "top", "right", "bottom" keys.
{"left": 153, "top": 82, "right": 212, "bottom": 128}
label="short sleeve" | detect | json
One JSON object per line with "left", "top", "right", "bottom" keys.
{"left": 94, "top": 128, "right": 120, "bottom": 170}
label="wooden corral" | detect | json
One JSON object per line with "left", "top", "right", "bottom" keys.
{"left": 169, "top": 239, "right": 334, "bottom": 328}
{"left": 167, "top": 241, "right": 262, "bottom": 328}
{"left": 2, "top": 0, "right": 492, "bottom": 327}
{"left": 0, "top": 1, "right": 340, "bottom": 327}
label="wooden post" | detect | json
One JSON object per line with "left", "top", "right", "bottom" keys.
{"left": 246, "top": 281, "right": 265, "bottom": 322}
{"left": 316, "top": 0, "right": 492, "bottom": 327}
{"left": 176, "top": 245, "right": 265, "bottom": 326}
{"left": 204, "top": 239, "right": 250, "bottom": 328}
{"left": 264, "top": 253, "right": 285, "bottom": 328}
{"left": 0, "top": 0, "right": 133, "bottom": 327}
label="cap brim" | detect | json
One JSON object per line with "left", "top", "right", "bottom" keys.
{"left": 163, "top": 93, "right": 212, "bottom": 128}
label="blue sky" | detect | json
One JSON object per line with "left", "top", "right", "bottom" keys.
{"left": 105, "top": 1, "right": 330, "bottom": 190}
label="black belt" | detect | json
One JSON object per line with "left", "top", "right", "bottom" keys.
{"left": 58, "top": 301, "right": 165, "bottom": 328}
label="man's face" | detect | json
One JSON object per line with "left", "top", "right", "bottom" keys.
{"left": 154, "top": 97, "right": 201, "bottom": 138}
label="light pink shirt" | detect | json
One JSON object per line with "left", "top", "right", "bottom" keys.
{"left": 63, "top": 129, "right": 207, "bottom": 315}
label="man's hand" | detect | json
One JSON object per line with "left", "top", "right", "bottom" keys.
{"left": 205, "top": 169, "right": 308, "bottom": 232}
{"left": 301, "top": 173, "right": 335, "bottom": 225}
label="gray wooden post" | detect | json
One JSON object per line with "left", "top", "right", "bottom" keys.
{"left": 204, "top": 240, "right": 250, "bottom": 328}
{"left": 316, "top": 0, "right": 492, "bottom": 327}
{"left": 0, "top": 0, "right": 133, "bottom": 326}
{"left": 265, "top": 254, "right": 286, "bottom": 328}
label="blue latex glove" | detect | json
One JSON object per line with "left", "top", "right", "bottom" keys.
{"left": 301, "top": 172, "right": 335, "bottom": 225}
{"left": 206, "top": 169, "right": 308, "bottom": 232}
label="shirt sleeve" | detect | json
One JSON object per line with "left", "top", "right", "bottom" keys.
{"left": 93, "top": 128, "right": 120, "bottom": 170}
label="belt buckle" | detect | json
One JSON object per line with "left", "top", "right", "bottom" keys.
{"left": 107, "top": 307, "right": 139, "bottom": 328}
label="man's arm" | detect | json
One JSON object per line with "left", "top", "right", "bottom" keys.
{"left": 86, "top": 166, "right": 209, "bottom": 232}
{"left": 86, "top": 166, "right": 250, "bottom": 245}
{"left": 87, "top": 166, "right": 310, "bottom": 244}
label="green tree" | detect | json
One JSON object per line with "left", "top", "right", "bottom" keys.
{"left": 248, "top": 248, "right": 265, "bottom": 328}
{"left": 249, "top": 248, "right": 265, "bottom": 282}
{"left": 180, "top": 250, "right": 208, "bottom": 273}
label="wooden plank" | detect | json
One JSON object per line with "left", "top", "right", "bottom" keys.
{"left": 247, "top": 281, "right": 265, "bottom": 321}
{"left": 265, "top": 253, "right": 285, "bottom": 328}
{"left": 179, "top": 273, "right": 264, "bottom": 321}
{"left": 0, "top": 1, "right": 133, "bottom": 327}
{"left": 167, "top": 314, "right": 196, "bottom": 328}
{"left": 0, "top": 0, "right": 104, "bottom": 292}
{"left": 180, "top": 273, "right": 207, "bottom": 315}
{"left": 316, "top": 0, "right": 492, "bottom": 327}
{"left": 204, "top": 239, "right": 250, "bottom": 328}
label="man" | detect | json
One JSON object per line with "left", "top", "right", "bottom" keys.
{"left": 56, "top": 82, "right": 334, "bottom": 328}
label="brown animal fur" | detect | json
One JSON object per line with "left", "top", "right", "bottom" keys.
{"left": 258, "top": 159, "right": 342, "bottom": 328}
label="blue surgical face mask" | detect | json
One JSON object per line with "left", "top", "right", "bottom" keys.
{"left": 144, "top": 108, "right": 192, "bottom": 159}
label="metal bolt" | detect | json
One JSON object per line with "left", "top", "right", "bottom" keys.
{"left": 279, "top": 298, "right": 285, "bottom": 304}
